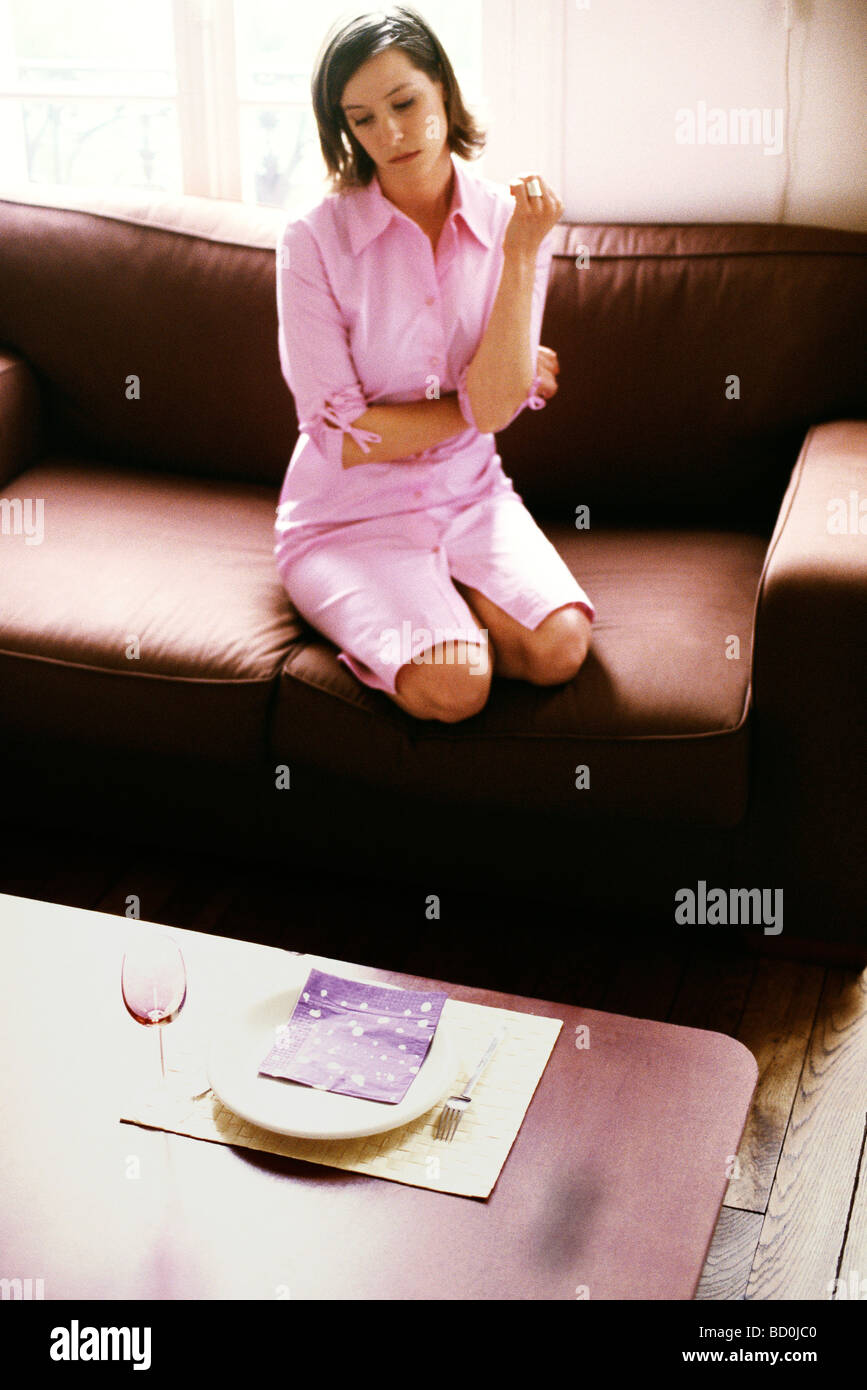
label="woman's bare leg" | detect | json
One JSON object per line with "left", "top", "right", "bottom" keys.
{"left": 391, "top": 638, "right": 493, "bottom": 721}
{"left": 454, "top": 583, "right": 591, "bottom": 684}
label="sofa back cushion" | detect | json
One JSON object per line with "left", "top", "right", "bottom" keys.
{"left": 502, "top": 222, "right": 867, "bottom": 524}
{"left": 0, "top": 189, "right": 296, "bottom": 486}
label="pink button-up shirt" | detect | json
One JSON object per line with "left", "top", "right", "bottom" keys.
{"left": 274, "top": 153, "right": 555, "bottom": 536}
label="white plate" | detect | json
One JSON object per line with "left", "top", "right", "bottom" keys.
{"left": 207, "top": 960, "right": 457, "bottom": 1140}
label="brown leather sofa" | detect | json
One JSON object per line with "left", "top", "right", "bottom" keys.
{"left": 1, "top": 186, "right": 865, "bottom": 956}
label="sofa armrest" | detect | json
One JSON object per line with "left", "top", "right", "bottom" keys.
{"left": 0, "top": 351, "right": 42, "bottom": 490}
{"left": 747, "top": 420, "right": 867, "bottom": 934}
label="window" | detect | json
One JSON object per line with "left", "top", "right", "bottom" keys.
{"left": 0, "top": 0, "right": 486, "bottom": 210}
{"left": 0, "top": 0, "right": 181, "bottom": 192}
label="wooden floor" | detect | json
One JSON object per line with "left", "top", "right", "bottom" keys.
{"left": 2, "top": 823, "right": 864, "bottom": 1302}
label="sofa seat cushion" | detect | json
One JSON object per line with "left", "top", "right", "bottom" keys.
{"left": 0, "top": 458, "right": 300, "bottom": 763}
{"left": 270, "top": 524, "right": 769, "bottom": 827}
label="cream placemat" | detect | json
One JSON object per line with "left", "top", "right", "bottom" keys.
{"left": 120, "top": 998, "right": 561, "bottom": 1199}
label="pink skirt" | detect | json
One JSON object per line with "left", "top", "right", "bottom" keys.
{"left": 274, "top": 483, "right": 595, "bottom": 695}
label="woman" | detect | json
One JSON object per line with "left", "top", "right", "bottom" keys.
{"left": 274, "top": 5, "right": 595, "bottom": 722}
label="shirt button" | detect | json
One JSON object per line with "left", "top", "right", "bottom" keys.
{"left": 425, "top": 295, "right": 435, "bottom": 306}
{"left": 414, "top": 489, "right": 423, "bottom": 499}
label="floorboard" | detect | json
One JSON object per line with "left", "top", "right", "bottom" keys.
{"left": 723, "top": 958, "right": 824, "bottom": 1215}
{"left": 835, "top": 1120, "right": 867, "bottom": 1300}
{"left": 695, "top": 1207, "right": 764, "bottom": 1301}
{"left": 745, "top": 968, "right": 867, "bottom": 1299}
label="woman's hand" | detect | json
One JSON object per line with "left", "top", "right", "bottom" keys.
{"left": 535, "top": 345, "right": 559, "bottom": 400}
{"left": 503, "top": 173, "right": 563, "bottom": 263}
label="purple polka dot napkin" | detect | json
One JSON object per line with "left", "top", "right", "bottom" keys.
{"left": 258, "top": 968, "right": 449, "bottom": 1104}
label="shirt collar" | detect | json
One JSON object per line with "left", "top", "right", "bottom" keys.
{"left": 345, "top": 153, "right": 494, "bottom": 256}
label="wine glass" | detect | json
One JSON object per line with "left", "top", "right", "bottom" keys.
{"left": 121, "top": 929, "right": 187, "bottom": 1086}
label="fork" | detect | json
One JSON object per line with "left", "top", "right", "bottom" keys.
{"left": 434, "top": 1024, "right": 509, "bottom": 1142}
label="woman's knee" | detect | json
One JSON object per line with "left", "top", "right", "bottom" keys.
{"left": 393, "top": 642, "right": 492, "bottom": 722}
{"left": 522, "top": 607, "right": 592, "bottom": 686}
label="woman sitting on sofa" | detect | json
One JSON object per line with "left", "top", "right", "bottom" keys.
{"left": 273, "top": 4, "right": 596, "bottom": 723}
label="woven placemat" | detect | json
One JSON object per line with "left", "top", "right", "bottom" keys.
{"left": 121, "top": 997, "right": 561, "bottom": 1199}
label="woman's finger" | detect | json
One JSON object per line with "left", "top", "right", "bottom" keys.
{"left": 536, "top": 365, "right": 558, "bottom": 398}
{"left": 504, "top": 174, "right": 564, "bottom": 256}
{"left": 512, "top": 173, "right": 551, "bottom": 206}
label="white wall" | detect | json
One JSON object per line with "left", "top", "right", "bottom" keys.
{"left": 481, "top": 0, "right": 867, "bottom": 232}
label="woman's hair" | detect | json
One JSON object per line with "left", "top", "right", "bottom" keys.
{"left": 312, "top": 5, "right": 486, "bottom": 193}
